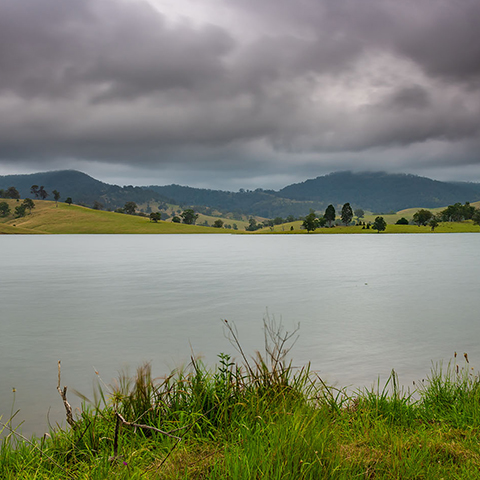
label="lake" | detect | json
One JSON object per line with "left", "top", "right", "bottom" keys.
{"left": 1, "top": 233, "right": 479, "bottom": 437}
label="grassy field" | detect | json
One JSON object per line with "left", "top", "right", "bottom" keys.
{"left": 2, "top": 319, "right": 480, "bottom": 479}
{"left": 0, "top": 200, "right": 234, "bottom": 235}
{"left": 259, "top": 221, "right": 480, "bottom": 234}
{"left": 1, "top": 199, "right": 480, "bottom": 234}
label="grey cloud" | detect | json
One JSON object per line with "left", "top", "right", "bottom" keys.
{"left": 0, "top": 0, "right": 235, "bottom": 100}
{"left": 381, "top": 85, "right": 432, "bottom": 110}
{"left": 1, "top": 0, "right": 480, "bottom": 188}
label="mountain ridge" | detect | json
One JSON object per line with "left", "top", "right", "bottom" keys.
{"left": 2, "top": 169, "right": 480, "bottom": 216}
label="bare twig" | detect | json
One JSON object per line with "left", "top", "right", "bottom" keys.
{"left": 223, "top": 319, "right": 255, "bottom": 377}
{"left": 115, "top": 412, "right": 181, "bottom": 441}
{"left": 57, "top": 360, "right": 76, "bottom": 428}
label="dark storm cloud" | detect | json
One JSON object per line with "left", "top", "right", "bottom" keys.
{"left": 1, "top": 0, "right": 480, "bottom": 188}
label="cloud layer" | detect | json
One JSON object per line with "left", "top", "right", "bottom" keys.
{"left": 1, "top": 0, "right": 479, "bottom": 189}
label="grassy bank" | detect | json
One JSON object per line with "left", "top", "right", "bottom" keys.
{"left": 2, "top": 320, "right": 480, "bottom": 479}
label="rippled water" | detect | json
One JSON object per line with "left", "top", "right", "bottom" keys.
{"left": 1, "top": 233, "right": 479, "bottom": 436}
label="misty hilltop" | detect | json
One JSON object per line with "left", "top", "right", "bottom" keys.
{"left": 2, "top": 170, "right": 480, "bottom": 217}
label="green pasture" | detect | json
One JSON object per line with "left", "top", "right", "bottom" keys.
{"left": 1, "top": 199, "right": 480, "bottom": 235}
{"left": 0, "top": 200, "right": 232, "bottom": 235}
{"left": 259, "top": 221, "right": 480, "bottom": 234}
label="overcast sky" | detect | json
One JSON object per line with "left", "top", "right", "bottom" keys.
{"left": 0, "top": 0, "right": 479, "bottom": 190}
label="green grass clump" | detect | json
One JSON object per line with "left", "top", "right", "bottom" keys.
{"left": 3, "top": 321, "right": 480, "bottom": 479}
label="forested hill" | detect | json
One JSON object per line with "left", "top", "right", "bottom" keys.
{"left": 2, "top": 169, "right": 480, "bottom": 216}
{"left": 148, "top": 171, "right": 480, "bottom": 214}
{"left": 0, "top": 170, "right": 170, "bottom": 210}
{"left": 145, "top": 184, "right": 315, "bottom": 218}
{"left": 277, "top": 171, "right": 480, "bottom": 212}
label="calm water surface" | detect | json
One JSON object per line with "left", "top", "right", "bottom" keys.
{"left": 1, "top": 233, "right": 479, "bottom": 436}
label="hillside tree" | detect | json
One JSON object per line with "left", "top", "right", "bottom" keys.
{"left": 22, "top": 198, "right": 35, "bottom": 212}
{"left": 52, "top": 190, "right": 61, "bottom": 206}
{"left": 213, "top": 219, "right": 224, "bottom": 228}
{"left": 429, "top": 215, "right": 440, "bottom": 231}
{"left": 149, "top": 212, "right": 161, "bottom": 222}
{"left": 413, "top": 209, "right": 433, "bottom": 226}
{"left": 124, "top": 201, "right": 137, "bottom": 215}
{"left": 324, "top": 204, "right": 336, "bottom": 227}
{"left": 0, "top": 201, "right": 10, "bottom": 217}
{"left": 65, "top": 197, "right": 73, "bottom": 206}
{"left": 180, "top": 208, "right": 198, "bottom": 225}
{"left": 472, "top": 209, "right": 480, "bottom": 226}
{"left": 15, "top": 205, "right": 27, "bottom": 217}
{"left": 38, "top": 186, "right": 48, "bottom": 200}
{"left": 373, "top": 216, "right": 387, "bottom": 233}
{"left": 302, "top": 210, "right": 320, "bottom": 233}
{"left": 6, "top": 187, "right": 20, "bottom": 200}
{"left": 341, "top": 203, "right": 353, "bottom": 226}
{"left": 30, "top": 185, "right": 39, "bottom": 198}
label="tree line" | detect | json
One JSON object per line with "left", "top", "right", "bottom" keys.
{"left": 0, "top": 185, "right": 69, "bottom": 219}
{"left": 396, "top": 202, "right": 480, "bottom": 230}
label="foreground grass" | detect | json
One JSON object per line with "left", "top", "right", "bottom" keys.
{"left": 2, "top": 320, "right": 480, "bottom": 479}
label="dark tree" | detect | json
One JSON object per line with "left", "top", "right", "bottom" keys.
{"left": 149, "top": 212, "right": 161, "bottom": 222}
{"left": 172, "top": 216, "right": 181, "bottom": 223}
{"left": 463, "top": 202, "right": 475, "bottom": 220}
{"left": 302, "top": 210, "right": 319, "bottom": 233}
{"left": 6, "top": 187, "right": 20, "bottom": 200}
{"left": 30, "top": 185, "right": 39, "bottom": 198}
{"left": 213, "top": 219, "right": 224, "bottom": 228}
{"left": 429, "top": 215, "right": 440, "bottom": 231}
{"left": 65, "top": 197, "right": 73, "bottom": 206}
{"left": 373, "top": 216, "right": 387, "bottom": 233}
{"left": 15, "top": 205, "right": 27, "bottom": 217}
{"left": 0, "top": 201, "right": 10, "bottom": 217}
{"left": 124, "top": 201, "right": 137, "bottom": 215}
{"left": 180, "top": 208, "right": 198, "bottom": 225}
{"left": 92, "top": 200, "right": 103, "bottom": 210}
{"left": 38, "top": 186, "right": 48, "bottom": 200}
{"left": 22, "top": 198, "right": 35, "bottom": 212}
{"left": 245, "top": 217, "right": 260, "bottom": 231}
{"left": 441, "top": 202, "right": 476, "bottom": 222}
{"left": 473, "top": 209, "right": 480, "bottom": 226}
{"left": 324, "top": 204, "right": 336, "bottom": 227}
{"left": 273, "top": 217, "right": 284, "bottom": 225}
{"left": 413, "top": 209, "right": 433, "bottom": 226}
{"left": 341, "top": 203, "right": 353, "bottom": 226}
{"left": 395, "top": 217, "right": 409, "bottom": 225}
{"left": 52, "top": 190, "right": 61, "bottom": 206}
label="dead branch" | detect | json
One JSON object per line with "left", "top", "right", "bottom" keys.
{"left": 57, "top": 360, "right": 76, "bottom": 428}
{"left": 115, "top": 412, "right": 181, "bottom": 441}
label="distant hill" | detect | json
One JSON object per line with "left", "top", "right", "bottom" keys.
{"left": 277, "top": 171, "right": 480, "bottom": 212}
{"left": 145, "top": 184, "right": 320, "bottom": 218}
{"left": 2, "top": 169, "right": 480, "bottom": 216}
{"left": 0, "top": 170, "right": 170, "bottom": 210}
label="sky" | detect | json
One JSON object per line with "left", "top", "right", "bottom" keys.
{"left": 0, "top": 0, "right": 480, "bottom": 191}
